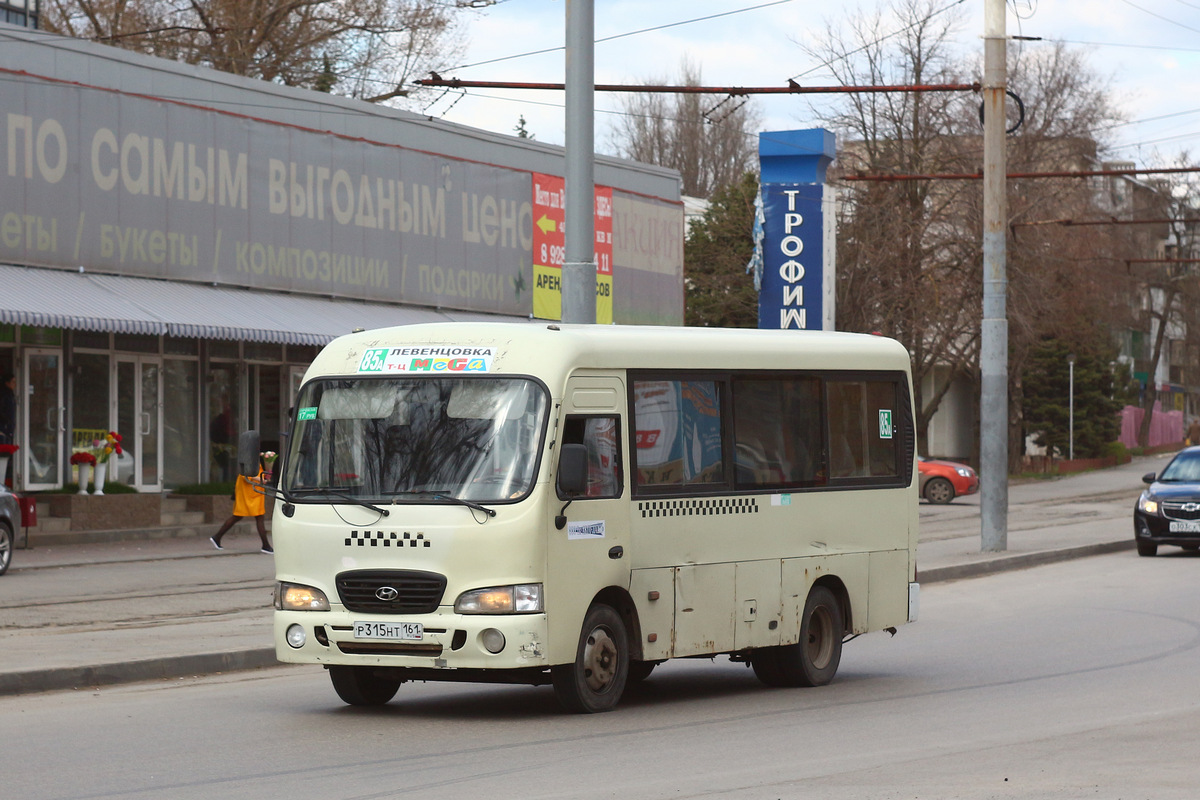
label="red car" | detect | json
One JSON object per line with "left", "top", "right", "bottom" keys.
{"left": 917, "top": 456, "right": 979, "bottom": 504}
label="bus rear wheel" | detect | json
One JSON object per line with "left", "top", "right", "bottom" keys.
{"left": 328, "top": 665, "right": 402, "bottom": 706}
{"left": 552, "top": 604, "right": 629, "bottom": 713}
{"left": 753, "top": 585, "right": 844, "bottom": 688}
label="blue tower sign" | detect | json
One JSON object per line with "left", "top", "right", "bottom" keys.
{"left": 752, "top": 129, "right": 836, "bottom": 330}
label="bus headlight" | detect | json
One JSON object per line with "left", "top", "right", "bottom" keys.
{"left": 455, "top": 583, "right": 543, "bottom": 614}
{"left": 274, "top": 582, "right": 330, "bottom": 611}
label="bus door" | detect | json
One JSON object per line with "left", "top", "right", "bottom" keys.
{"left": 545, "top": 376, "right": 631, "bottom": 648}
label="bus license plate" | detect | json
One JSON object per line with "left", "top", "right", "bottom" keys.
{"left": 354, "top": 621, "right": 423, "bottom": 641}
{"left": 1169, "top": 521, "right": 1200, "bottom": 533}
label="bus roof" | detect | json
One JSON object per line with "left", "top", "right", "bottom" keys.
{"left": 307, "top": 323, "right": 911, "bottom": 385}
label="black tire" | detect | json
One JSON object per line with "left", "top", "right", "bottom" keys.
{"left": 924, "top": 477, "right": 955, "bottom": 505}
{"left": 552, "top": 604, "right": 629, "bottom": 713}
{"left": 328, "top": 665, "right": 402, "bottom": 706}
{"left": 1136, "top": 539, "right": 1158, "bottom": 557}
{"left": 750, "top": 648, "right": 787, "bottom": 687}
{"left": 627, "top": 660, "right": 658, "bottom": 684}
{"left": 0, "top": 522, "right": 11, "bottom": 576}
{"left": 768, "top": 585, "right": 844, "bottom": 687}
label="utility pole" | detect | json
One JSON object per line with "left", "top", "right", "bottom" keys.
{"left": 562, "top": 0, "right": 596, "bottom": 324}
{"left": 980, "top": 0, "right": 1008, "bottom": 551}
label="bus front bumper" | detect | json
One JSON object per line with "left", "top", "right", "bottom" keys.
{"left": 274, "top": 608, "right": 550, "bottom": 671}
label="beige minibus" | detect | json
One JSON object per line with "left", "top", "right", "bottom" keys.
{"left": 268, "top": 322, "right": 919, "bottom": 712}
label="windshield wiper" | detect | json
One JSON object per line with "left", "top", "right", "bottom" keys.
{"left": 289, "top": 487, "right": 390, "bottom": 516}
{"left": 390, "top": 490, "right": 496, "bottom": 518}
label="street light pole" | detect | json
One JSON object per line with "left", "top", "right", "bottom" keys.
{"left": 1068, "top": 352, "right": 1076, "bottom": 461}
{"left": 980, "top": 0, "right": 1008, "bottom": 551}
{"left": 562, "top": 0, "right": 596, "bottom": 325}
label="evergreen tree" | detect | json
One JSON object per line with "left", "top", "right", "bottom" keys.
{"left": 1022, "top": 337, "right": 1122, "bottom": 459}
{"left": 684, "top": 172, "right": 759, "bottom": 328}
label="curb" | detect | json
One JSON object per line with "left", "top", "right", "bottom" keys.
{"left": 0, "top": 648, "right": 281, "bottom": 697}
{"left": 918, "top": 539, "right": 1135, "bottom": 584}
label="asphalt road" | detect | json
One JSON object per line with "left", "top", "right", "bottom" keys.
{"left": 3, "top": 548, "right": 1196, "bottom": 800}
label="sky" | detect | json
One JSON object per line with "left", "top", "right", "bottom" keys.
{"left": 417, "top": 0, "right": 1200, "bottom": 167}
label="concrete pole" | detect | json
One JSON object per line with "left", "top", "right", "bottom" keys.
{"left": 980, "top": 0, "right": 1008, "bottom": 551}
{"left": 562, "top": 0, "right": 596, "bottom": 324}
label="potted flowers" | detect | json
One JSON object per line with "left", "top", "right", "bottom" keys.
{"left": 92, "top": 431, "right": 123, "bottom": 495}
{"left": 70, "top": 451, "right": 97, "bottom": 494}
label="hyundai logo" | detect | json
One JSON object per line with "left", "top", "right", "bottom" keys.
{"left": 375, "top": 586, "right": 399, "bottom": 601}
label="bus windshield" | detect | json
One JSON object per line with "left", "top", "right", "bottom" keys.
{"left": 282, "top": 377, "right": 548, "bottom": 504}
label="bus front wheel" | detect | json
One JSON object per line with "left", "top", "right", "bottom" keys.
{"left": 328, "top": 665, "right": 402, "bottom": 706}
{"left": 552, "top": 604, "right": 629, "bottom": 713}
{"left": 753, "top": 585, "right": 844, "bottom": 688}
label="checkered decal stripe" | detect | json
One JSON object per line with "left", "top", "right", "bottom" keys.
{"left": 345, "top": 531, "right": 430, "bottom": 548}
{"left": 638, "top": 498, "right": 759, "bottom": 518}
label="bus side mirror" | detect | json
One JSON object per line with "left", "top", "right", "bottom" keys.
{"left": 238, "top": 430, "right": 261, "bottom": 476}
{"left": 558, "top": 443, "right": 588, "bottom": 497}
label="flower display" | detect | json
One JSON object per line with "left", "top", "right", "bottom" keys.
{"left": 261, "top": 450, "right": 278, "bottom": 465}
{"left": 94, "top": 431, "right": 123, "bottom": 463}
{"left": 0, "top": 443, "right": 17, "bottom": 455}
{"left": 70, "top": 451, "right": 97, "bottom": 465}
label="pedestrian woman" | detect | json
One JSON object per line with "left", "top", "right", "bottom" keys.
{"left": 210, "top": 454, "right": 273, "bottom": 554}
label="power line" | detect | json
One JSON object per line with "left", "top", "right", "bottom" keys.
{"left": 842, "top": 165, "right": 1200, "bottom": 182}
{"left": 444, "top": 0, "right": 797, "bottom": 73}
{"left": 1118, "top": 0, "right": 1200, "bottom": 35}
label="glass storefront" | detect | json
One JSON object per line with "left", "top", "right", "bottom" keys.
{"left": 0, "top": 327, "right": 313, "bottom": 492}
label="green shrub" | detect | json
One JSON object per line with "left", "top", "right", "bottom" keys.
{"left": 1100, "top": 441, "right": 1129, "bottom": 461}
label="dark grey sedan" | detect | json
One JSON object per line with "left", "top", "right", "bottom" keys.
{"left": 1134, "top": 446, "right": 1200, "bottom": 557}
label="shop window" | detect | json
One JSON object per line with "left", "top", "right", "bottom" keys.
{"left": 246, "top": 342, "right": 283, "bottom": 362}
{"left": 114, "top": 333, "right": 158, "bottom": 353}
{"left": 209, "top": 340, "right": 240, "bottom": 359}
{"left": 164, "top": 337, "right": 198, "bottom": 355}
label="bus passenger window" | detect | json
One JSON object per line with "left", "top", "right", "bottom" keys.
{"left": 732, "top": 377, "right": 823, "bottom": 489}
{"left": 827, "top": 379, "right": 901, "bottom": 480}
{"left": 827, "top": 382, "right": 866, "bottom": 478}
{"left": 632, "top": 380, "right": 723, "bottom": 490}
{"left": 561, "top": 415, "right": 622, "bottom": 498}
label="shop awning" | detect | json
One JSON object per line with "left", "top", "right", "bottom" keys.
{"left": 0, "top": 264, "right": 529, "bottom": 345}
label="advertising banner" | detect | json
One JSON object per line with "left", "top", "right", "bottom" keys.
{"left": 531, "top": 172, "right": 614, "bottom": 323}
{"left": 758, "top": 183, "right": 824, "bottom": 330}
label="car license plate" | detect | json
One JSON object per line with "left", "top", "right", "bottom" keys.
{"left": 1168, "top": 521, "right": 1200, "bottom": 533}
{"left": 353, "top": 621, "right": 423, "bottom": 641}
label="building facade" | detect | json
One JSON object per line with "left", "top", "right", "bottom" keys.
{"left": 0, "top": 23, "right": 685, "bottom": 492}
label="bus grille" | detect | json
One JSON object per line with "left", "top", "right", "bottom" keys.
{"left": 335, "top": 569, "right": 447, "bottom": 614}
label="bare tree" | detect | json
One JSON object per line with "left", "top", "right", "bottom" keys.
{"left": 1129, "top": 158, "right": 1200, "bottom": 446}
{"left": 809, "top": 0, "right": 979, "bottom": 452}
{"left": 808, "top": 0, "right": 1130, "bottom": 458}
{"left": 608, "top": 59, "right": 762, "bottom": 198}
{"left": 41, "top": 0, "right": 469, "bottom": 104}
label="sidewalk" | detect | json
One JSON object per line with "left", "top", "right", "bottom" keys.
{"left": 0, "top": 458, "right": 1155, "bottom": 697}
